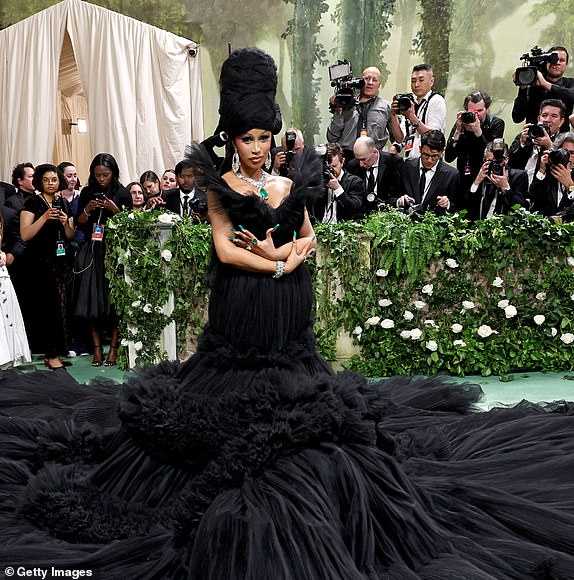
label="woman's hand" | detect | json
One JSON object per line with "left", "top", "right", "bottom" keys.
{"left": 231, "top": 224, "right": 280, "bottom": 260}
{"left": 284, "top": 232, "right": 315, "bottom": 274}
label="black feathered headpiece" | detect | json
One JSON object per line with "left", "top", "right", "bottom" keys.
{"left": 217, "top": 47, "right": 282, "bottom": 138}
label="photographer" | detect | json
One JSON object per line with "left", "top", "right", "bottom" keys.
{"left": 444, "top": 91, "right": 505, "bottom": 194}
{"left": 512, "top": 46, "right": 574, "bottom": 134}
{"left": 326, "top": 66, "right": 394, "bottom": 163}
{"left": 529, "top": 132, "right": 574, "bottom": 217}
{"left": 310, "top": 143, "right": 365, "bottom": 224}
{"left": 508, "top": 98, "right": 566, "bottom": 185}
{"left": 466, "top": 140, "right": 528, "bottom": 221}
{"left": 271, "top": 128, "right": 304, "bottom": 177}
{"left": 391, "top": 130, "right": 459, "bottom": 215}
{"left": 389, "top": 64, "right": 447, "bottom": 159}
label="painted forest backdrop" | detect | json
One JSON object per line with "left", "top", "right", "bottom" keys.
{"left": 1, "top": 0, "right": 573, "bottom": 147}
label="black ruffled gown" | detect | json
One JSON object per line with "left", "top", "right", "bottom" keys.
{"left": 1, "top": 149, "right": 574, "bottom": 579}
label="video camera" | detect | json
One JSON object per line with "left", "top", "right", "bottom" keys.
{"left": 329, "top": 60, "right": 365, "bottom": 111}
{"left": 514, "top": 46, "right": 559, "bottom": 86}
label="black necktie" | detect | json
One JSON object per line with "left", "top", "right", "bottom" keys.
{"left": 419, "top": 167, "right": 429, "bottom": 200}
{"left": 182, "top": 195, "right": 189, "bottom": 216}
{"left": 367, "top": 169, "right": 375, "bottom": 195}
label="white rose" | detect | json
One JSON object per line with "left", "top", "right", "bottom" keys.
{"left": 400, "top": 330, "right": 412, "bottom": 339}
{"left": 134, "top": 341, "right": 143, "bottom": 351}
{"left": 161, "top": 249, "right": 173, "bottom": 262}
{"left": 352, "top": 326, "right": 363, "bottom": 335}
{"left": 492, "top": 277, "right": 504, "bottom": 288}
{"left": 453, "top": 339, "right": 467, "bottom": 347}
{"left": 378, "top": 298, "right": 392, "bottom": 307}
{"left": 375, "top": 269, "right": 388, "bottom": 277}
{"left": 477, "top": 325, "right": 497, "bottom": 338}
{"left": 533, "top": 315, "right": 545, "bottom": 325}
{"left": 157, "top": 213, "right": 173, "bottom": 224}
{"left": 131, "top": 300, "right": 141, "bottom": 308}
{"left": 504, "top": 305, "right": 517, "bottom": 318}
{"left": 451, "top": 323, "right": 463, "bottom": 333}
{"left": 551, "top": 327, "right": 558, "bottom": 337}
{"left": 462, "top": 300, "right": 475, "bottom": 310}
{"left": 536, "top": 292, "right": 546, "bottom": 300}
{"left": 560, "top": 333, "right": 574, "bottom": 344}
{"left": 365, "top": 316, "right": 381, "bottom": 327}
{"left": 120, "top": 338, "right": 129, "bottom": 347}
{"left": 127, "top": 212, "right": 135, "bottom": 220}
{"left": 143, "top": 304, "right": 152, "bottom": 314}
{"left": 424, "top": 319, "right": 437, "bottom": 327}
{"left": 421, "top": 284, "right": 434, "bottom": 295}
{"left": 380, "top": 318, "right": 395, "bottom": 329}
{"left": 425, "top": 340, "right": 438, "bottom": 352}
{"left": 403, "top": 310, "right": 414, "bottom": 321}
{"left": 445, "top": 258, "right": 458, "bottom": 268}
{"left": 413, "top": 301, "right": 426, "bottom": 310}
{"left": 571, "top": 294, "right": 574, "bottom": 302}
{"left": 410, "top": 328, "right": 422, "bottom": 340}
{"left": 568, "top": 256, "right": 574, "bottom": 266}
{"left": 497, "top": 299, "right": 509, "bottom": 309}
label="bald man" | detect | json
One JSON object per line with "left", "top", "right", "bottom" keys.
{"left": 327, "top": 66, "right": 395, "bottom": 163}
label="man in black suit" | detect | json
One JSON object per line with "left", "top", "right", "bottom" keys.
{"left": 466, "top": 140, "right": 529, "bottom": 221}
{"left": 529, "top": 132, "right": 574, "bottom": 217}
{"left": 148, "top": 158, "right": 207, "bottom": 221}
{"left": 348, "top": 136, "right": 402, "bottom": 214}
{"left": 310, "top": 143, "right": 365, "bottom": 223}
{"left": 391, "top": 130, "right": 460, "bottom": 215}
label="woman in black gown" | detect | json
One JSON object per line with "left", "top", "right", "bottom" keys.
{"left": 1, "top": 48, "right": 574, "bottom": 580}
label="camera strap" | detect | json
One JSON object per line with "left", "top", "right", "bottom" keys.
{"left": 356, "top": 98, "right": 376, "bottom": 138}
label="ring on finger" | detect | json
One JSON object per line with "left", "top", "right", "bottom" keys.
{"left": 251, "top": 238, "right": 258, "bottom": 245}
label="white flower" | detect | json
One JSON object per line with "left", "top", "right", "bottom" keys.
{"left": 504, "top": 305, "right": 517, "bottom": 318}
{"left": 560, "top": 333, "right": 574, "bottom": 344}
{"left": 533, "top": 315, "right": 545, "bottom": 325}
{"left": 134, "top": 341, "right": 143, "bottom": 351}
{"left": 131, "top": 300, "right": 141, "bottom": 308}
{"left": 571, "top": 294, "right": 574, "bottom": 302}
{"left": 127, "top": 212, "right": 135, "bottom": 220}
{"left": 380, "top": 318, "right": 395, "bottom": 329}
{"left": 413, "top": 300, "right": 426, "bottom": 310}
{"left": 378, "top": 298, "right": 392, "bottom": 307}
{"left": 551, "top": 327, "right": 558, "bottom": 337}
{"left": 451, "top": 323, "right": 463, "bottom": 334}
{"left": 497, "top": 299, "right": 509, "bottom": 309}
{"left": 120, "top": 338, "right": 129, "bottom": 347}
{"left": 425, "top": 340, "right": 438, "bottom": 352}
{"left": 403, "top": 310, "right": 414, "bottom": 321}
{"left": 445, "top": 258, "right": 459, "bottom": 269}
{"left": 352, "top": 326, "right": 363, "bottom": 335}
{"left": 399, "top": 330, "right": 412, "bottom": 339}
{"left": 365, "top": 316, "right": 381, "bottom": 327}
{"left": 477, "top": 325, "right": 498, "bottom": 338}
{"left": 124, "top": 249, "right": 131, "bottom": 259}
{"left": 375, "top": 269, "right": 388, "bottom": 277}
{"left": 453, "top": 339, "right": 467, "bottom": 347}
{"left": 410, "top": 328, "right": 422, "bottom": 340}
{"left": 157, "top": 213, "right": 175, "bottom": 224}
{"left": 462, "top": 300, "right": 475, "bottom": 310}
{"left": 492, "top": 276, "right": 504, "bottom": 288}
{"left": 536, "top": 292, "right": 547, "bottom": 300}
{"left": 424, "top": 319, "right": 437, "bottom": 327}
{"left": 568, "top": 256, "right": 574, "bottom": 266}
{"left": 143, "top": 304, "right": 152, "bottom": 314}
{"left": 161, "top": 249, "right": 173, "bottom": 262}
{"left": 421, "top": 284, "right": 434, "bottom": 295}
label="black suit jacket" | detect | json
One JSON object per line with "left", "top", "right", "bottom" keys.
{"left": 466, "top": 168, "right": 529, "bottom": 221}
{"left": 311, "top": 171, "right": 365, "bottom": 223}
{"left": 162, "top": 187, "right": 208, "bottom": 220}
{"left": 529, "top": 169, "right": 574, "bottom": 216}
{"left": 347, "top": 151, "right": 403, "bottom": 214}
{"left": 508, "top": 131, "right": 563, "bottom": 171}
{"left": 393, "top": 158, "right": 461, "bottom": 214}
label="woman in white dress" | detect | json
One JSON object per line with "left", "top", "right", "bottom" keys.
{"left": 0, "top": 213, "right": 31, "bottom": 369}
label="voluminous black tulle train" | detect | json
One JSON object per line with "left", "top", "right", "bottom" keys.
{"left": 1, "top": 149, "right": 574, "bottom": 579}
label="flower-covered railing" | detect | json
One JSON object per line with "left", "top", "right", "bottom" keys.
{"left": 106, "top": 208, "right": 574, "bottom": 377}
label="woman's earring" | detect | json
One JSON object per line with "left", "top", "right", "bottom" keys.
{"left": 232, "top": 150, "right": 240, "bottom": 173}
{"left": 264, "top": 151, "right": 272, "bottom": 171}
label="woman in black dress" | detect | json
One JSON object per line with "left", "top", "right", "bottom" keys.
{"left": 72, "top": 153, "right": 127, "bottom": 366}
{"left": 19, "top": 164, "right": 75, "bottom": 369}
{"left": 0, "top": 49, "right": 574, "bottom": 579}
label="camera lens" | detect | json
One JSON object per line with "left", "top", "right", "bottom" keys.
{"left": 461, "top": 111, "right": 475, "bottom": 124}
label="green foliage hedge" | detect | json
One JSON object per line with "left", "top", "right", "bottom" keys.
{"left": 106, "top": 208, "right": 574, "bottom": 377}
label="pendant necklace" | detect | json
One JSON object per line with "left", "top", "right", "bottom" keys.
{"left": 233, "top": 168, "right": 269, "bottom": 202}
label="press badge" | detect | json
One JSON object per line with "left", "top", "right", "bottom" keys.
{"left": 92, "top": 223, "right": 104, "bottom": 241}
{"left": 56, "top": 239, "right": 66, "bottom": 257}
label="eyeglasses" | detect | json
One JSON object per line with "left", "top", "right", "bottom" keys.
{"left": 420, "top": 153, "right": 441, "bottom": 160}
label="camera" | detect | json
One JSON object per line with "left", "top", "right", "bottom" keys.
{"left": 329, "top": 60, "right": 365, "bottom": 110}
{"left": 314, "top": 144, "right": 334, "bottom": 183}
{"left": 548, "top": 148, "right": 571, "bottom": 167}
{"left": 461, "top": 111, "right": 476, "bottom": 124}
{"left": 394, "top": 93, "right": 415, "bottom": 113}
{"left": 487, "top": 138, "right": 506, "bottom": 176}
{"left": 528, "top": 122, "right": 550, "bottom": 139}
{"left": 283, "top": 130, "right": 297, "bottom": 170}
{"left": 514, "top": 46, "right": 559, "bottom": 86}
